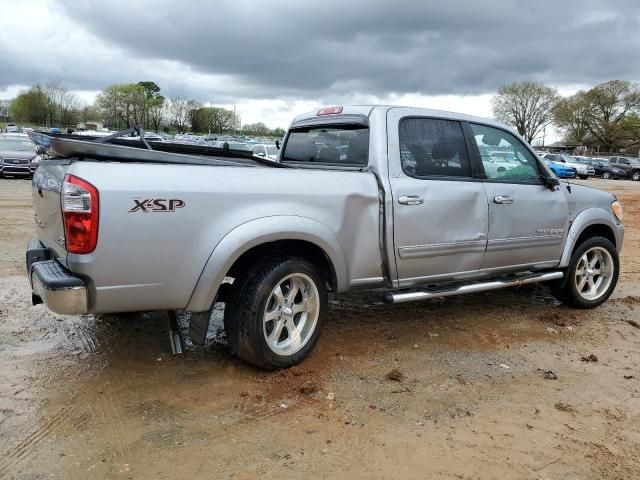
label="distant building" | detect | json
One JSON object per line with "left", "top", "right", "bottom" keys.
{"left": 76, "top": 121, "right": 103, "bottom": 131}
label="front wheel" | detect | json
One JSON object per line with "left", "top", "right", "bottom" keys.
{"left": 224, "top": 257, "right": 327, "bottom": 369}
{"left": 551, "top": 236, "right": 619, "bottom": 309}
{"left": 602, "top": 172, "right": 611, "bottom": 180}
{"left": 631, "top": 171, "right": 640, "bottom": 181}
{"left": 579, "top": 175, "right": 588, "bottom": 180}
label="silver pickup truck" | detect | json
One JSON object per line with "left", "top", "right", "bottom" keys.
{"left": 26, "top": 106, "right": 624, "bottom": 369}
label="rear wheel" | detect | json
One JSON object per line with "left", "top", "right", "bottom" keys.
{"left": 551, "top": 236, "right": 618, "bottom": 308}
{"left": 224, "top": 257, "right": 327, "bottom": 369}
{"left": 631, "top": 171, "right": 640, "bottom": 181}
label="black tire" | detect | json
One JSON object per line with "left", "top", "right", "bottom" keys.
{"left": 602, "top": 172, "right": 611, "bottom": 180}
{"left": 631, "top": 171, "right": 640, "bottom": 181}
{"left": 224, "top": 257, "right": 327, "bottom": 369}
{"left": 578, "top": 175, "right": 588, "bottom": 180}
{"left": 550, "top": 236, "right": 619, "bottom": 309}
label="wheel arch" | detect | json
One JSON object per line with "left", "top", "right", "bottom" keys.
{"left": 186, "top": 216, "right": 349, "bottom": 312}
{"left": 559, "top": 208, "right": 622, "bottom": 268}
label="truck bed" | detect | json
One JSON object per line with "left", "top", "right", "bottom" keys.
{"left": 32, "top": 157, "right": 383, "bottom": 313}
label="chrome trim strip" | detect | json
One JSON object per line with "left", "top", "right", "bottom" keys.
{"left": 385, "top": 271, "right": 563, "bottom": 304}
{"left": 350, "top": 276, "right": 385, "bottom": 287}
{"left": 487, "top": 235, "right": 564, "bottom": 251}
{"left": 398, "top": 239, "right": 486, "bottom": 259}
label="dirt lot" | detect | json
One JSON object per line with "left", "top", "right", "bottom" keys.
{"left": 1, "top": 178, "right": 639, "bottom": 479}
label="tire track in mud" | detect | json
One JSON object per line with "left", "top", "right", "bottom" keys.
{"left": 94, "top": 391, "right": 132, "bottom": 465}
{"left": 199, "top": 390, "right": 320, "bottom": 442}
{"left": 0, "top": 403, "right": 83, "bottom": 479}
{"left": 0, "top": 286, "right": 29, "bottom": 309}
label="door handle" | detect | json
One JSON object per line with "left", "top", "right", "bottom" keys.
{"left": 398, "top": 195, "right": 424, "bottom": 205}
{"left": 494, "top": 195, "right": 514, "bottom": 204}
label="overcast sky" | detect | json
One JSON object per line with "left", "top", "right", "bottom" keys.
{"left": 1, "top": 0, "right": 639, "bottom": 130}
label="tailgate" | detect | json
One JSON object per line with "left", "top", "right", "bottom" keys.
{"left": 32, "top": 160, "right": 70, "bottom": 263}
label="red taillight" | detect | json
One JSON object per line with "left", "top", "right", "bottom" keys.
{"left": 317, "top": 106, "right": 343, "bottom": 116}
{"left": 62, "top": 174, "right": 99, "bottom": 254}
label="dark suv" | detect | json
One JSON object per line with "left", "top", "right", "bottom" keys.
{"left": 609, "top": 156, "right": 640, "bottom": 181}
{"left": 575, "top": 157, "right": 627, "bottom": 179}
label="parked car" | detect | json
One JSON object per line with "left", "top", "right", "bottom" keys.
{"left": 251, "top": 143, "right": 279, "bottom": 161}
{"left": 26, "top": 106, "right": 624, "bottom": 369}
{"left": 574, "top": 157, "right": 626, "bottom": 179}
{"left": 0, "top": 135, "right": 40, "bottom": 178}
{"left": 541, "top": 153, "right": 595, "bottom": 179}
{"left": 5, "top": 123, "right": 20, "bottom": 133}
{"left": 544, "top": 160, "right": 576, "bottom": 178}
{"left": 609, "top": 156, "right": 640, "bottom": 181}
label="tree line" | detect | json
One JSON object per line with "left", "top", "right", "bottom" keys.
{"left": 5, "top": 81, "right": 286, "bottom": 137}
{"left": 492, "top": 79, "right": 640, "bottom": 153}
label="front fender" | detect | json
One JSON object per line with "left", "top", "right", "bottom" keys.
{"left": 186, "top": 216, "right": 349, "bottom": 312}
{"left": 559, "top": 207, "right": 624, "bottom": 268}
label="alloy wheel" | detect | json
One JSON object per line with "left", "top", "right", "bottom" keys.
{"left": 574, "top": 246, "right": 614, "bottom": 301}
{"left": 262, "top": 273, "right": 320, "bottom": 356}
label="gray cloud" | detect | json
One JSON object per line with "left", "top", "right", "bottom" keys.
{"left": 2, "top": 0, "right": 640, "bottom": 103}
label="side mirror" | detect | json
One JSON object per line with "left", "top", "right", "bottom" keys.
{"left": 257, "top": 152, "right": 265, "bottom": 157}
{"left": 541, "top": 175, "right": 560, "bottom": 190}
{"left": 35, "top": 145, "right": 47, "bottom": 155}
{"left": 275, "top": 140, "right": 280, "bottom": 150}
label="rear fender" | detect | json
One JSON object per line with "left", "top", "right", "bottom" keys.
{"left": 186, "top": 216, "right": 349, "bottom": 312}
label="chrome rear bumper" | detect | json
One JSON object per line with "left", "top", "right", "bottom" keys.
{"left": 27, "top": 239, "right": 88, "bottom": 314}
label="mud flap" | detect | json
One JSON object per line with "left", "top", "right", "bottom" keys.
{"left": 189, "top": 309, "right": 212, "bottom": 347}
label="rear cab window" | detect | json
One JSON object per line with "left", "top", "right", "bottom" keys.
{"left": 281, "top": 125, "right": 369, "bottom": 167}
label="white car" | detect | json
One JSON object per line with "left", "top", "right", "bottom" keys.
{"left": 542, "top": 153, "right": 594, "bottom": 179}
{"left": 251, "top": 143, "right": 279, "bottom": 161}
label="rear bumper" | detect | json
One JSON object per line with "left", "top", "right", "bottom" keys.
{"left": 27, "top": 239, "right": 88, "bottom": 314}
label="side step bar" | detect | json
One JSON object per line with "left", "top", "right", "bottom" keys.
{"left": 384, "top": 271, "right": 563, "bottom": 305}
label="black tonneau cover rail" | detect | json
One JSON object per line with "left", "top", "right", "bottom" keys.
{"left": 28, "top": 130, "right": 288, "bottom": 168}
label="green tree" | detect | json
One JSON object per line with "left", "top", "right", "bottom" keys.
{"left": 137, "top": 81, "right": 162, "bottom": 129}
{"left": 582, "top": 80, "right": 640, "bottom": 151}
{"left": 554, "top": 91, "right": 593, "bottom": 145}
{"left": 9, "top": 85, "right": 50, "bottom": 125}
{"left": 95, "top": 83, "right": 147, "bottom": 129}
{"left": 492, "top": 81, "right": 560, "bottom": 143}
{"left": 242, "top": 122, "right": 270, "bottom": 136}
{"left": 189, "top": 106, "right": 236, "bottom": 133}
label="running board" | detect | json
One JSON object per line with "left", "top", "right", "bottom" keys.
{"left": 383, "top": 271, "right": 563, "bottom": 305}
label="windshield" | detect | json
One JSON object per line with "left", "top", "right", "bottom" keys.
{"left": 282, "top": 124, "right": 369, "bottom": 166}
{"left": 0, "top": 140, "right": 36, "bottom": 152}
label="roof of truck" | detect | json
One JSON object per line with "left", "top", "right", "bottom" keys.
{"left": 291, "top": 105, "right": 510, "bottom": 131}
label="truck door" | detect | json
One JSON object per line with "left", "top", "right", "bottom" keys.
{"left": 466, "top": 122, "right": 569, "bottom": 270}
{"left": 386, "top": 109, "right": 489, "bottom": 286}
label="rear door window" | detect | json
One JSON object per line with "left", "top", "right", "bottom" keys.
{"left": 281, "top": 125, "right": 368, "bottom": 166}
{"left": 398, "top": 118, "right": 471, "bottom": 178}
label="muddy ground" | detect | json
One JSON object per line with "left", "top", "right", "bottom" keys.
{"left": 0, "top": 177, "right": 639, "bottom": 479}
